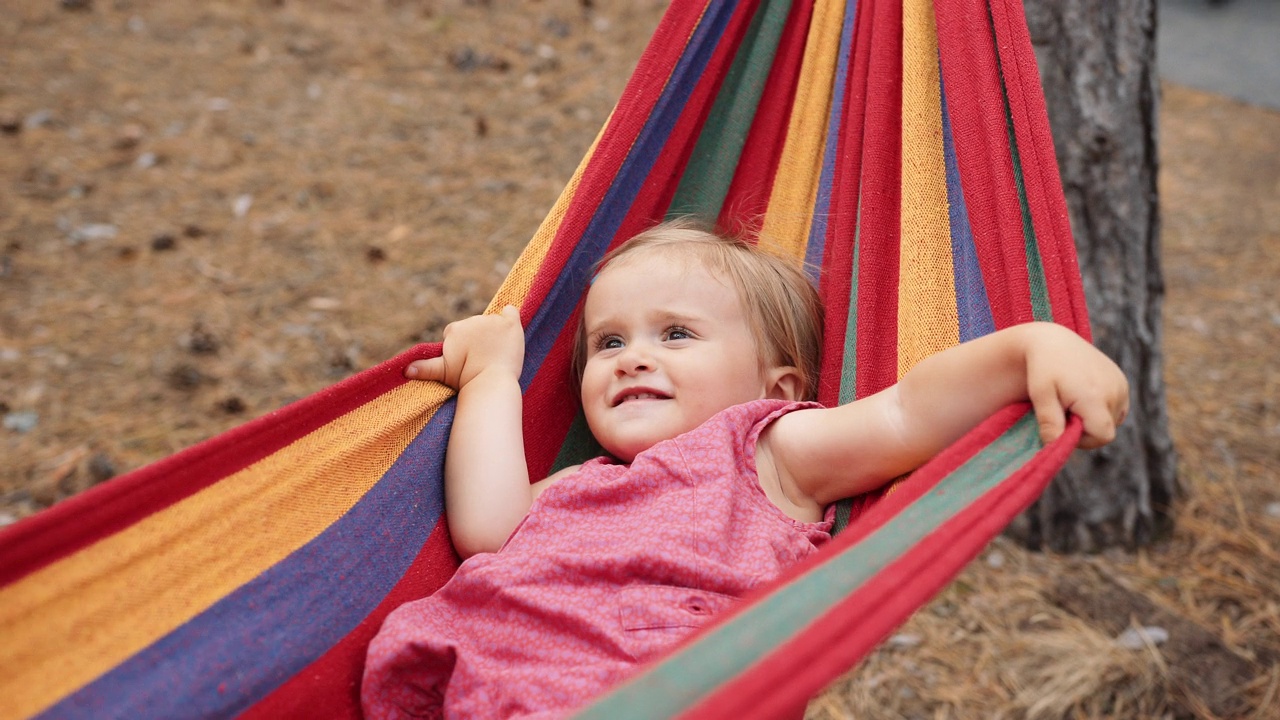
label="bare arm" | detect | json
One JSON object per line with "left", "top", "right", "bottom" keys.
{"left": 405, "top": 305, "right": 533, "bottom": 558}
{"left": 767, "top": 322, "right": 1130, "bottom": 508}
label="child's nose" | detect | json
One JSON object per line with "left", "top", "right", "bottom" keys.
{"left": 616, "top": 344, "right": 654, "bottom": 375}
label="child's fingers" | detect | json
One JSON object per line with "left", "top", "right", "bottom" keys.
{"left": 1029, "top": 381, "right": 1066, "bottom": 445}
{"left": 1075, "top": 400, "right": 1118, "bottom": 450}
{"left": 500, "top": 304, "right": 522, "bottom": 326}
{"left": 405, "top": 356, "right": 450, "bottom": 384}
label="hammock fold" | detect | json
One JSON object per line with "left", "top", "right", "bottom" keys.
{"left": 0, "top": 0, "right": 1088, "bottom": 717}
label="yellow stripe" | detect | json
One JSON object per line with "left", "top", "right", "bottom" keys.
{"left": 0, "top": 381, "right": 450, "bottom": 718}
{"left": 897, "top": 0, "right": 958, "bottom": 378}
{"left": 488, "top": 111, "right": 611, "bottom": 313}
{"left": 759, "top": 0, "right": 845, "bottom": 260}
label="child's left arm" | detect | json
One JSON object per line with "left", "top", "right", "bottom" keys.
{"left": 766, "top": 322, "right": 1129, "bottom": 508}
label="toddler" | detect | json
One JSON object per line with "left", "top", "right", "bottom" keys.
{"left": 362, "top": 219, "right": 1129, "bottom": 719}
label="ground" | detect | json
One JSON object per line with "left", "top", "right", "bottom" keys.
{"left": 2, "top": 1, "right": 1277, "bottom": 717}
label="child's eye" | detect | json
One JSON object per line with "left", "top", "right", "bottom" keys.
{"left": 595, "top": 335, "right": 624, "bottom": 351}
{"left": 664, "top": 326, "right": 691, "bottom": 341}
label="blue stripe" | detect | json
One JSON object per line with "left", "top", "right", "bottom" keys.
{"left": 939, "top": 65, "right": 995, "bottom": 342}
{"left": 521, "top": 0, "right": 739, "bottom": 390}
{"left": 804, "top": 0, "right": 858, "bottom": 278}
{"left": 42, "top": 401, "right": 456, "bottom": 720}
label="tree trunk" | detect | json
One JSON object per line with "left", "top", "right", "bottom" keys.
{"left": 1006, "top": 0, "right": 1178, "bottom": 552}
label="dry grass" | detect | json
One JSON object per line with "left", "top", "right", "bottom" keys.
{"left": 2, "top": 2, "right": 1277, "bottom": 718}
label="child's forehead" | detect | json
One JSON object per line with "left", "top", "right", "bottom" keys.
{"left": 598, "top": 242, "right": 723, "bottom": 282}
{"left": 586, "top": 249, "right": 742, "bottom": 315}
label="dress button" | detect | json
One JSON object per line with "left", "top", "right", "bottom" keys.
{"left": 685, "top": 597, "right": 708, "bottom": 615}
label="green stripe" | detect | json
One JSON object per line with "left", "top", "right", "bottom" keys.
{"left": 988, "top": 5, "right": 1052, "bottom": 321}
{"left": 667, "top": 0, "right": 794, "bottom": 218}
{"left": 574, "top": 412, "right": 1042, "bottom": 719}
{"left": 549, "top": 410, "right": 604, "bottom": 473}
{"left": 831, "top": 194, "right": 863, "bottom": 534}
{"left": 838, "top": 194, "right": 863, "bottom": 407}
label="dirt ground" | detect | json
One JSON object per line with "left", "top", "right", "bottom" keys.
{"left": 2, "top": 1, "right": 1277, "bottom": 717}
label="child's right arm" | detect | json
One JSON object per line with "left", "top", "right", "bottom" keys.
{"left": 404, "top": 305, "right": 534, "bottom": 558}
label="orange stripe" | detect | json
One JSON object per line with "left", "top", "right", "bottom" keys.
{"left": 759, "top": 0, "right": 846, "bottom": 258}
{"left": 897, "top": 0, "right": 957, "bottom": 378}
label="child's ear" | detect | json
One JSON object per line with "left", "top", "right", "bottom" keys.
{"left": 763, "top": 366, "right": 803, "bottom": 401}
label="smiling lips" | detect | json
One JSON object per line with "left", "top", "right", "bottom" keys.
{"left": 611, "top": 389, "right": 672, "bottom": 406}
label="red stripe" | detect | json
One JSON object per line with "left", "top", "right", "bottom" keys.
{"left": 853, "top": 0, "right": 903, "bottom": 398}
{"left": 239, "top": 521, "right": 459, "bottom": 720}
{"left": 0, "top": 343, "right": 440, "bottom": 586}
{"left": 815, "top": 0, "right": 875, "bottom": 407}
{"left": 523, "top": 317, "right": 588, "bottom": 479}
{"left": 677, "top": 408, "right": 1081, "bottom": 719}
{"left": 601, "top": 0, "right": 760, "bottom": 244}
{"left": 986, "top": 0, "right": 1090, "bottom": 338}
{"left": 517, "top": 0, "right": 721, "bottom": 479}
{"left": 717, "top": 0, "right": 816, "bottom": 229}
{"left": 521, "top": 0, "right": 763, "bottom": 479}
{"left": 614, "top": 0, "right": 764, "bottom": 242}
{"left": 933, "top": 0, "right": 1032, "bottom": 329}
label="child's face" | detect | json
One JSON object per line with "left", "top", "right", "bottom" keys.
{"left": 580, "top": 250, "right": 776, "bottom": 463}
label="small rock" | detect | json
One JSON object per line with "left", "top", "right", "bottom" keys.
{"left": 113, "top": 124, "right": 145, "bottom": 150}
{"left": 232, "top": 194, "right": 253, "bottom": 218}
{"left": 985, "top": 550, "right": 1005, "bottom": 569}
{"left": 219, "top": 396, "right": 247, "bottom": 415}
{"left": 25, "top": 109, "right": 54, "bottom": 128}
{"left": 386, "top": 225, "right": 411, "bottom": 243}
{"left": 1265, "top": 502, "right": 1280, "bottom": 519}
{"left": 87, "top": 453, "right": 117, "bottom": 483}
{"left": 448, "top": 47, "right": 509, "bottom": 72}
{"left": 182, "top": 322, "right": 220, "bottom": 355}
{"left": 69, "top": 223, "right": 118, "bottom": 244}
{"left": 0, "top": 510, "right": 17, "bottom": 527}
{"left": 449, "top": 47, "right": 481, "bottom": 71}
{"left": 3, "top": 410, "right": 39, "bottom": 433}
{"left": 1115, "top": 625, "right": 1169, "bottom": 650}
{"left": 127, "top": 15, "right": 146, "bottom": 33}
{"left": 207, "top": 98, "right": 232, "bottom": 112}
{"left": 308, "top": 297, "right": 342, "bottom": 311}
{"left": 888, "top": 633, "right": 922, "bottom": 648}
{"left": 543, "top": 17, "right": 571, "bottom": 38}
{"left": 167, "top": 364, "right": 206, "bottom": 391}
{"left": 135, "top": 151, "right": 159, "bottom": 169}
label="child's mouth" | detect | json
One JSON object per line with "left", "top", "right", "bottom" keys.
{"left": 612, "top": 390, "right": 670, "bottom": 406}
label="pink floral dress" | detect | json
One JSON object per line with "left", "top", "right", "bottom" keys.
{"left": 362, "top": 399, "right": 833, "bottom": 719}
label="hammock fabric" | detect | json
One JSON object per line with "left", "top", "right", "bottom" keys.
{"left": 0, "top": 0, "right": 1089, "bottom": 717}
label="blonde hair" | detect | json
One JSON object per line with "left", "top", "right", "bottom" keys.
{"left": 573, "top": 218, "right": 824, "bottom": 401}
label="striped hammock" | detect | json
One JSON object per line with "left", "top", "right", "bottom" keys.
{"left": 0, "top": 0, "right": 1089, "bottom": 717}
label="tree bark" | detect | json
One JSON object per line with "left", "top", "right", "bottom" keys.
{"left": 1006, "top": 0, "right": 1178, "bottom": 552}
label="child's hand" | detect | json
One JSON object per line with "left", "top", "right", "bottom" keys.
{"left": 1024, "top": 324, "right": 1130, "bottom": 449}
{"left": 405, "top": 305, "right": 525, "bottom": 390}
